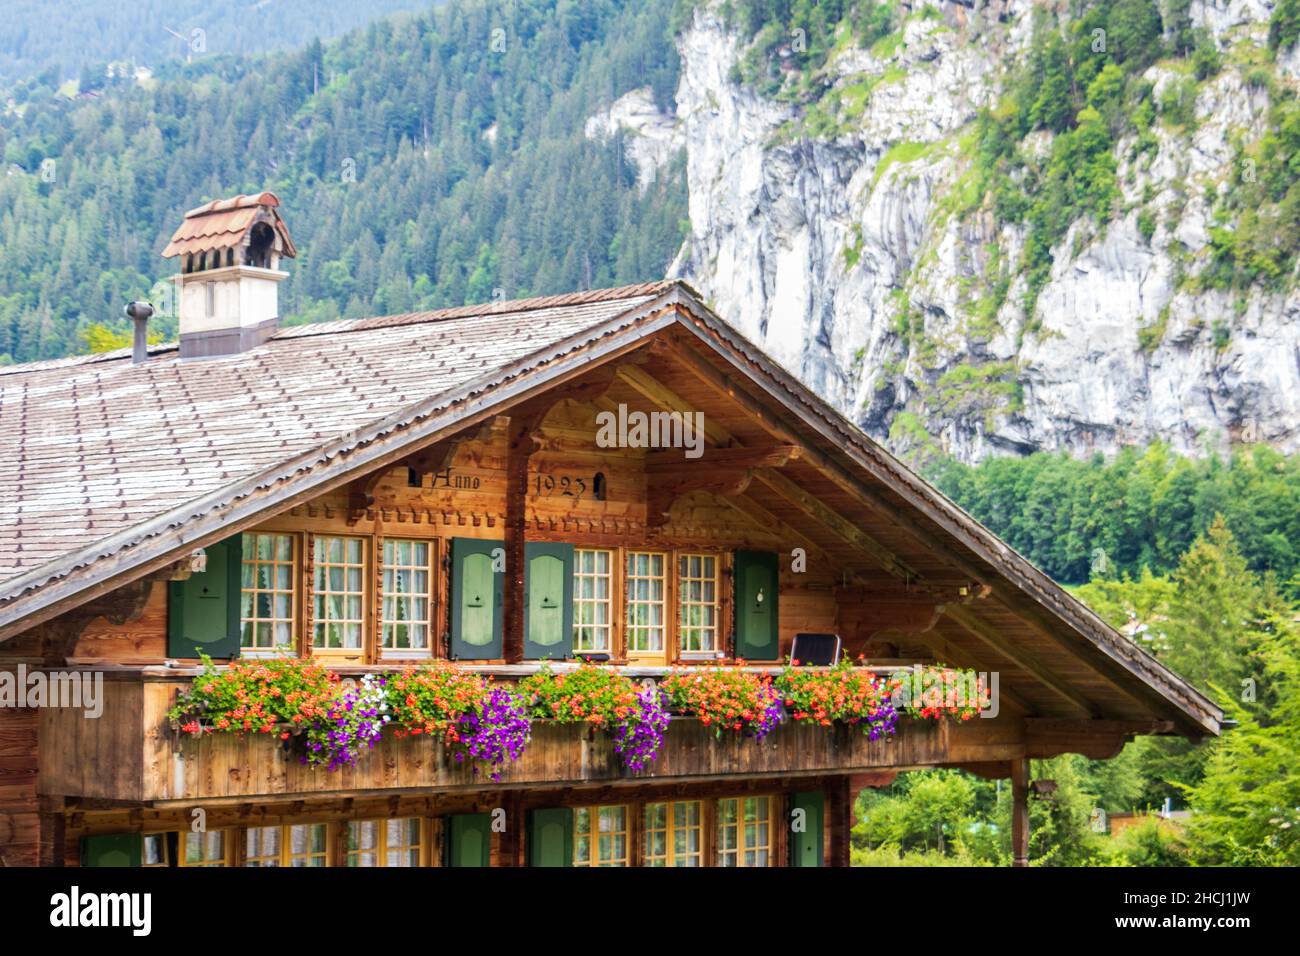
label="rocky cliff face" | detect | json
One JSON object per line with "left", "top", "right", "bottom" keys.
{"left": 591, "top": 0, "right": 1300, "bottom": 464}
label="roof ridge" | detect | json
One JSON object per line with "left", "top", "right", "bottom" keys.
{"left": 0, "top": 280, "right": 684, "bottom": 377}
{"left": 0, "top": 342, "right": 178, "bottom": 377}
{"left": 271, "top": 279, "right": 682, "bottom": 339}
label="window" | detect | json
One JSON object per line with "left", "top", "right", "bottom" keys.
{"left": 245, "top": 824, "right": 328, "bottom": 867}
{"left": 644, "top": 800, "right": 703, "bottom": 867}
{"left": 381, "top": 539, "right": 433, "bottom": 657}
{"left": 574, "top": 806, "right": 629, "bottom": 867}
{"left": 678, "top": 553, "right": 719, "bottom": 655}
{"left": 241, "top": 533, "right": 296, "bottom": 652}
{"left": 716, "top": 796, "right": 775, "bottom": 867}
{"left": 346, "top": 818, "right": 424, "bottom": 867}
{"left": 181, "top": 830, "right": 229, "bottom": 867}
{"left": 141, "top": 833, "right": 169, "bottom": 867}
{"left": 313, "top": 536, "right": 365, "bottom": 652}
{"left": 626, "top": 551, "right": 666, "bottom": 658}
{"left": 244, "top": 826, "right": 281, "bottom": 867}
{"left": 573, "top": 548, "right": 612, "bottom": 653}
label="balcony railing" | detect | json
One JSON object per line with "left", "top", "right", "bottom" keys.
{"left": 38, "top": 667, "right": 1022, "bottom": 803}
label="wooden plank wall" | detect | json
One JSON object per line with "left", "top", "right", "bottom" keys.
{"left": 156, "top": 718, "right": 954, "bottom": 803}
{"left": 0, "top": 704, "right": 38, "bottom": 866}
{"left": 71, "top": 586, "right": 168, "bottom": 663}
{"left": 38, "top": 679, "right": 146, "bottom": 803}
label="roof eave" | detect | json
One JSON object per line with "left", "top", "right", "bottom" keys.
{"left": 664, "top": 294, "right": 1222, "bottom": 737}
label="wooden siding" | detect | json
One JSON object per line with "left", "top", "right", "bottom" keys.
{"left": 37, "top": 676, "right": 1026, "bottom": 805}
{"left": 0, "top": 705, "right": 38, "bottom": 866}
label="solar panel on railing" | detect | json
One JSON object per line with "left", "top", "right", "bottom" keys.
{"left": 790, "top": 633, "right": 841, "bottom": 666}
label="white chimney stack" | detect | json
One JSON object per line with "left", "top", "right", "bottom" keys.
{"left": 161, "top": 192, "right": 296, "bottom": 358}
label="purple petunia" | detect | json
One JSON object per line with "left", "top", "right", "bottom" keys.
{"left": 301, "top": 674, "right": 390, "bottom": 770}
{"left": 613, "top": 684, "right": 670, "bottom": 773}
{"left": 453, "top": 688, "right": 531, "bottom": 782}
{"left": 749, "top": 683, "right": 787, "bottom": 741}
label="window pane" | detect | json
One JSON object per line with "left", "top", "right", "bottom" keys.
{"left": 573, "top": 549, "right": 611, "bottom": 652}
{"left": 381, "top": 540, "right": 434, "bottom": 654}
{"left": 241, "top": 534, "right": 294, "bottom": 652}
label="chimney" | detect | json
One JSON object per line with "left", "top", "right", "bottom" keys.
{"left": 160, "top": 192, "right": 297, "bottom": 358}
{"left": 124, "top": 301, "right": 154, "bottom": 363}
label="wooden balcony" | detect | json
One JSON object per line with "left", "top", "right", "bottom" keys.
{"left": 38, "top": 669, "right": 1026, "bottom": 805}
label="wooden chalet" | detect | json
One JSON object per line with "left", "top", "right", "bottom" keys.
{"left": 0, "top": 194, "right": 1220, "bottom": 869}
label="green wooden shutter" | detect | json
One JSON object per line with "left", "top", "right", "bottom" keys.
{"left": 450, "top": 538, "right": 503, "bottom": 660}
{"left": 527, "top": 807, "right": 573, "bottom": 867}
{"left": 734, "top": 550, "right": 779, "bottom": 660}
{"left": 523, "top": 542, "right": 573, "bottom": 660}
{"left": 81, "top": 833, "right": 141, "bottom": 867}
{"left": 167, "top": 535, "right": 242, "bottom": 659}
{"left": 446, "top": 813, "right": 491, "bottom": 867}
{"left": 790, "top": 792, "right": 824, "bottom": 867}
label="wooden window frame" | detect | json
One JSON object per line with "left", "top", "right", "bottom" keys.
{"left": 676, "top": 551, "right": 723, "bottom": 660}
{"left": 573, "top": 804, "right": 631, "bottom": 867}
{"left": 243, "top": 822, "right": 332, "bottom": 867}
{"left": 624, "top": 550, "right": 669, "bottom": 663}
{"left": 643, "top": 799, "right": 704, "bottom": 867}
{"left": 178, "top": 829, "right": 233, "bottom": 867}
{"left": 344, "top": 817, "right": 430, "bottom": 867}
{"left": 310, "top": 534, "right": 368, "bottom": 661}
{"left": 239, "top": 531, "right": 300, "bottom": 657}
{"left": 573, "top": 547, "right": 614, "bottom": 654}
{"left": 378, "top": 537, "right": 437, "bottom": 661}
{"left": 715, "top": 794, "right": 777, "bottom": 867}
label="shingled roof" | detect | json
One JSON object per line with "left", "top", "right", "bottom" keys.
{"left": 0, "top": 281, "right": 673, "bottom": 584}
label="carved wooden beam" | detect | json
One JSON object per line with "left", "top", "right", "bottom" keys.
{"left": 614, "top": 364, "right": 732, "bottom": 446}
{"left": 849, "top": 770, "right": 899, "bottom": 790}
{"left": 646, "top": 469, "right": 758, "bottom": 528}
{"left": 950, "top": 761, "right": 1014, "bottom": 781}
{"left": 834, "top": 591, "right": 943, "bottom": 642}
{"left": 403, "top": 437, "right": 461, "bottom": 479}
{"left": 643, "top": 446, "right": 802, "bottom": 528}
{"left": 751, "top": 467, "right": 917, "bottom": 582}
{"left": 644, "top": 444, "right": 800, "bottom": 475}
{"left": 503, "top": 401, "right": 553, "bottom": 664}
{"left": 345, "top": 469, "right": 388, "bottom": 526}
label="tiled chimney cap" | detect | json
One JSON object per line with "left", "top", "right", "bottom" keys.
{"left": 161, "top": 191, "right": 297, "bottom": 260}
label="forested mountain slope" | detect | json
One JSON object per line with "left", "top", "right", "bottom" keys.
{"left": 0, "top": 0, "right": 685, "bottom": 360}
{"left": 0, "top": 0, "right": 437, "bottom": 84}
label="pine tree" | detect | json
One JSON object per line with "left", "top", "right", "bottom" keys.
{"left": 1182, "top": 610, "right": 1300, "bottom": 865}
